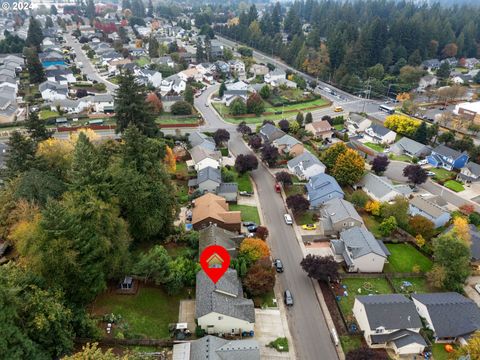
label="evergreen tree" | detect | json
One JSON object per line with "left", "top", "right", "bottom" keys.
{"left": 26, "top": 17, "right": 43, "bottom": 50}
{"left": 184, "top": 84, "right": 194, "bottom": 105}
{"left": 114, "top": 71, "right": 158, "bottom": 137}
{"left": 196, "top": 37, "right": 205, "bottom": 63}
{"left": 25, "top": 111, "right": 52, "bottom": 143}
{"left": 45, "top": 16, "right": 54, "bottom": 28}
{"left": 414, "top": 121, "right": 428, "bottom": 144}
{"left": 147, "top": 0, "right": 153, "bottom": 17}
{"left": 148, "top": 36, "right": 159, "bottom": 58}
{"left": 24, "top": 47, "right": 46, "bottom": 84}
{"left": 85, "top": 0, "right": 95, "bottom": 19}
{"left": 219, "top": 82, "right": 226, "bottom": 98}
{"left": 50, "top": 4, "right": 57, "bottom": 15}
{"left": 4, "top": 131, "right": 36, "bottom": 178}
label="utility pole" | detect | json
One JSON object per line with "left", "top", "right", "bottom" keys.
{"left": 362, "top": 78, "right": 372, "bottom": 113}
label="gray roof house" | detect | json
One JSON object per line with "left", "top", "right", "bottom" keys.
{"left": 358, "top": 172, "right": 412, "bottom": 202}
{"left": 258, "top": 123, "right": 285, "bottom": 143}
{"left": 409, "top": 196, "right": 451, "bottom": 228}
{"left": 198, "top": 224, "right": 244, "bottom": 258}
{"left": 321, "top": 198, "right": 363, "bottom": 235}
{"left": 272, "top": 134, "right": 304, "bottom": 156}
{"left": 188, "top": 166, "right": 222, "bottom": 193}
{"left": 287, "top": 151, "right": 325, "bottom": 180}
{"left": 189, "top": 131, "right": 216, "bottom": 151}
{"left": 189, "top": 145, "right": 222, "bottom": 171}
{"left": 172, "top": 335, "right": 260, "bottom": 360}
{"left": 306, "top": 173, "right": 344, "bottom": 208}
{"left": 217, "top": 183, "right": 239, "bottom": 203}
{"left": 458, "top": 161, "right": 480, "bottom": 183}
{"left": 364, "top": 124, "right": 397, "bottom": 144}
{"left": 346, "top": 113, "right": 371, "bottom": 134}
{"left": 196, "top": 269, "right": 255, "bottom": 334}
{"left": 353, "top": 294, "right": 426, "bottom": 356}
{"left": 331, "top": 226, "right": 389, "bottom": 273}
{"left": 391, "top": 137, "right": 431, "bottom": 158}
{"left": 412, "top": 293, "right": 480, "bottom": 342}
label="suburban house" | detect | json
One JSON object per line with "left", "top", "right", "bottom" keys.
{"left": 160, "top": 74, "right": 186, "bottom": 94}
{"left": 346, "top": 113, "right": 371, "bottom": 134}
{"left": 306, "top": 173, "right": 344, "bottom": 208}
{"left": 453, "top": 101, "right": 480, "bottom": 125}
{"left": 196, "top": 269, "right": 255, "bottom": 335}
{"left": 364, "top": 124, "right": 397, "bottom": 145}
{"left": 264, "top": 68, "right": 286, "bottom": 85}
{"left": 189, "top": 131, "right": 216, "bottom": 151}
{"left": 250, "top": 64, "right": 269, "bottom": 76}
{"left": 470, "top": 225, "right": 480, "bottom": 270}
{"left": 0, "top": 96, "right": 16, "bottom": 123}
{"left": 391, "top": 137, "right": 431, "bottom": 158}
{"left": 412, "top": 293, "right": 480, "bottom": 343}
{"left": 353, "top": 295, "right": 426, "bottom": 355}
{"left": 358, "top": 173, "right": 412, "bottom": 202}
{"left": 457, "top": 161, "right": 480, "bottom": 183}
{"left": 188, "top": 146, "right": 222, "bottom": 171}
{"left": 272, "top": 134, "right": 304, "bottom": 157}
{"left": 216, "top": 183, "right": 239, "bottom": 203}
{"left": 135, "top": 68, "right": 163, "bottom": 87}
{"left": 331, "top": 226, "right": 390, "bottom": 273}
{"left": 188, "top": 166, "right": 222, "bottom": 193}
{"left": 39, "top": 81, "right": 68, "bottom": 101}
{"left": 321, "top": 198, "right": 364, "bottom": 235}
{"left": 287, "top": 151, "right": 326, "bottom": 180}
{"left": 305, "top": 120, "right": 334, "bottom": 140}
{"left": 223, "top": 82, "right": 248, "bottom": 106}
{"left": 198, "top": 224, "right": 244, "bottom": 258}
{"left": 228, "top": 59, "right": 246, "bottom": 75}
{"left": 409, "top": 196, "right": 451, "bottom": 228}
{"left": 427, "top": 144, "right": 469, "bottom": 170}
{"left": 259, "top": 123, "right": 285, "bottom": 143}
{"left": 421, "top": 59, "right": 441, "bottom": 72}
{"left": 417, "top": 75, "right": 438, "bottom": 91}
{"left": 172, "top": 336, "right": 260, "bottom": 360}
{"left": 191, "top": 193, "right": 241, "bottom": 232}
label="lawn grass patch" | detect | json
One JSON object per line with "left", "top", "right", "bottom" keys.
{"left": 333, "top": 124, "right": 344, "bottom": 131}
{"left": 338, "top": 278, "right": 393, "bottom": 320}
{"left": 389, "top": 154, "right": 412, "bottom": 163}
{"left": 360, "top": 213, "right": 383, "bottom": 238}
{"left": 236, "top": 172, "right": 253, "bottom": 192}
{"left": 444, "top": 180, "right": 465, "bottom": 192}
{"left": 253, "top": 289, "right": 276, "bottom": 308}
{"left": 430, "top": 168, "right": 456, "bottom": 182}
{"left": 340, "top": 335, "right": 363, "bottom": 353}
{"left": 39, "top": 109, "right": 59, "bottom": 120}
{"left": 390, "top": 277, "right": 434, "bottom": 294}
{"left": 383, "top": 243, "right": 433, "bottom": 273}
{"left": 92, "top": 286, "right": 187, "bottom": 339}
{"left": 219, "top": 148, "right": 229, "bottom": 156}
{"left": 156, "top": 116, "right": 198, "bottom": 125}
{"left": 229, "top": 204, "right": 260, "bottom": 224}
{"left": 268, "top": 337, "right": 289, "bottom": 352}
{"left": 431, "top": 343, "right": 451, "bottom": 360}
{"left": 135, "top": 57, "right": 150, "bottom": 67}
{"left": 363, "top": 142, "right": 385, "bottom": 153}
{"left": 295, "top": 210, "right": 315, "bottom": 225}
{"left": 284, "top": 184, "right": 305, "bottom": 197}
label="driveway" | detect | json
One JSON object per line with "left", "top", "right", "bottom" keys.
{"left": 255, "top": 308, "right": 291, "bottom": 360}
{"left": 178, "top": 300, "right": 196, "bottom": 332}
{"left": 464, "top": 276, "right": 480, "bottom": 306}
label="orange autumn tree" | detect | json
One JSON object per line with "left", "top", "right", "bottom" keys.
{"left": 239, "top": 238, "right": 270, "bottom": 263}
{"left": 146, "top": 92, "right": 163, "bottom": 114}
{"left": 332, "top": 148, "right": 365, "bottom": 186}
{"left": 164, "top": 145, "right": 176, "bottom": 173}
{"left": 452, "top": 216, "right": 471, "bottom": 244}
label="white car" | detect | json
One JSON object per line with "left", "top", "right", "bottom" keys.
{"left": 475, "top": 283, "right": 480, "bottom": 295}
{"left": 426, "top": 171, "right": 435, "bottom": 176}
{"left": 418, "top": 159, "right": 428, "bottom": 165}
{"left": 284, "top": 214, "right": 293, "bottom": 225}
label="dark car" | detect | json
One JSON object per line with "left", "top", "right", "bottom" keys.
{"left": 274, "top": 259, "right": 284, "bottom": 273}
{"left": 284, "top": 290, "right": 294, "bottom": 306}
{"left": 239, "top": 191, "right": 254, "bottom": 197}
{"left": 247, "top": 225, "right": 258, "bottom": 233}
{"left": 243, "top": 221, "right": 256, "bottom": 227}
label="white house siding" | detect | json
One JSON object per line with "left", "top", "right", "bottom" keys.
{"left": 412, "top": 300, "right": 435, "bottom": 334}
{"left": 351, "top": 253, "right": 386, "bottom": 273}
{"left": 393, "top": 342, "right": 425, "bottom": 356}
{"left": 198, "top": 312, "right": 254, "bottom": 335}
{"left": 195, "top": 158, "right": 220, "bottom": 171}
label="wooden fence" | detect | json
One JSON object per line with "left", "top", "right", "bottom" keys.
{"left": 75, "top": 337, "right": 174, "bottom": 347}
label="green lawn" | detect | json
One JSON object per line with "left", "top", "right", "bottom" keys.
{"left": 135, "top": 57, "right": 151, "bottom": 67}
{"left": 360, "top": 213, "right": 383, "bottom": 238}
{"left": 338, "top": 278, "right": 393, "bottom": 320}
{"left": 389, "top": 154, "right": 412, "bottom": 163}
{"left": 333, "top": 124, "right": 344, "bottom": 131}
{"left": 390, "top": 277, "right": 433, "bottom": 294}
{"left": 295, "top": 210, "right": 316, "bottom": 225}
{"left": 236, "top": 172, "right": 253, "bottom": 192}
{"left": 340, "top": 335, "right": 363, "bottom": 354}
{"left": 39, "top": 109, "right": 59, "bottom": 120}
{"left": 156, "top": 116, "right": 198, "bottom": 125}
{"left": 431, "top": 343, "right": 451, "bottom": 360}
{"left": 253, "top": 289, "right": 277, "bottom": 308}
{"left": 363, "top": 142, "right": 385, "bottom": 153}
{"left": 444, "top": 180, "right": 465, "bottom": 192}
{"left": 92, "top": 286, "right": 187, "bottom": 339}
{"left": 230, "top": 204, "right": 260, "bottom": 224}
{"left": 284, "top": 184, "right": 305, "bottom": 197}
{"left": 383, "top": 244, "right": 433, "bottom": 273}
{"left": 430, "top": 168, "right": 456, "bottom": 182}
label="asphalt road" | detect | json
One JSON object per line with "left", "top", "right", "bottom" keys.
{"left": 195, "top": 88, "right": 338, "bottom": 360}
{"left": 64, "top": 32, "right": 118, "bottom": 93}
{"left": 385, "top": 161, "right": 480, "bottom": 212}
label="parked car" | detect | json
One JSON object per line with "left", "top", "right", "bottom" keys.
{"left": 302, "top": 224, "right": 317, "bottom": 230}
{"left": 239, "top": 191, "right": 254, "bottom": 197}
{"left": 275, "top": 182, "right": 281, "bottom": 193}
{"left": 284, "top": 214, "right": 293, "bottom": 225}
{"left": 273, "top": 259, "right": 284, "bottom": 273}
{"left": 334, "top": 106, "right": 343, "bottom": 112}
{"left": 243, "top": 221, "right": 256, "bottom": 227}
{"left": 284, "top": 290, "right": 294, "bottom": 306}
{"left": 247, "top": 225, "right": 258, "bottom": 233}
{"left": 418, "top": 159, "right": 428, "bottom": 165}
{"left": 426, "top": 171, "right": 435, "bottom": 176}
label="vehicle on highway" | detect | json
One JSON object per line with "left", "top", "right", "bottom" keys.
{"left": 302, "top": 224, "right": 317, "bottom": 230}
{"left": 475, "top": 283, "right": 480, "bottom": 294}
{"left": 284, "top": 290, "right": 294, "bottom": 306}
{"left": 239, "top": 191, "right": 253, "bottom": 197}
{"left": 426, "top": 171, "right": 435, "bottom": 176}
{"left": 334, "top": 106, "right": 343, "bottom": 112}
{"left": 243, "top": 221, "right": 256, "bottom": 227}
{"left": 247, "top": 225, "right": 258, "bottom": 233}
{"left": 324, "top": 87, "right": 332, "bottom": 93}
{"left": 273, "top": 259, "right": 284, "bottom": 273}
{"left": 275, "top": 182, "right": 281, "bottom": 193}
{"left": 284, "top": 214, "right": 293, "bottom": 225}
{"left": 379, "top": 104, "right": 395, "bottom": 114}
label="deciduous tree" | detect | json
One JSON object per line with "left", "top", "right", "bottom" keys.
{"left": 261, "top": 144, "right": 279, "bottom": 166}
{"left": 275, "top": 171, "right": 293, "bottom": 186}
{"left": 378, "top": 216, "right": 397, "bottom": 236}
{"left": 248, "top": 134, "right": 262, "bottom": 150}
{"left": 300, "top": 254, "right": 339, "bottom": 282}
{"left": 365, "top": 200, "right": 381, "bottom": 216}
{"left": 371, "top": 155, "right": 390, "bottom": 175}
{"left": 146, "top": 92, "right": 163, "bottom": 113}
{"left": 170, "top": 100, "right": 193, "bottom": 115}
{"left": 234, "top": 154, "right": 258, "bottom": 174}
{"left": 452, "top": 216, "right": 471, "bottom": 244}
{"left": 409, "top": 215, "right": 435, "bottom": 240}
{"left": 278, "top": 119, "right": 290, "bottom": 132}
{"left": 286, "top": 194, "right": 310, "bottom": 215}
{"left": 403, "top": 164, "right": 427, "bottom": 186}
{"left": 322, "top": 142, "right": 347, "bottom": 170}
{"left": 239, "top": 238, "right": 271, "bottom": 264}
{"left": 164, "top": 145, "right": 176, "bottom": 173}
{"left": 213, "top": 129, "right": 230, "bottom": 147}
{"left": 332, "top": 149, "right": 365, "bottom": 186}
{"left": 246, "top": 93, "right": 264, "bottom": 115}
{"left": 243, "top": 257, "right": 276, "bottom": 296}
{"left": 237, "top": 121, "right": 251, "bottom": 135}
{"left": 134, "top": 245, "right": 171, "bottom": 284}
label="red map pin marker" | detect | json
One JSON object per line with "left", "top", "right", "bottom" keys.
{"left": 200, "top": 245, "right": 231, "bottom": 284}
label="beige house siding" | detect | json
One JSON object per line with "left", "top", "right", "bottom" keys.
{"left": 198, "top": 312, "right": 254, "bottom": 334}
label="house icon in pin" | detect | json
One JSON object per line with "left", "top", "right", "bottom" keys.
{"left": 207, "top": 253, "right": 224, "bottom": 268}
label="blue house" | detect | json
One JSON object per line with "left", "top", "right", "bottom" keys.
{"left": 427, "top": 144, "right": 469, "bottom": 170}
{"left": 306, "top": 173, "right": 344, "bottom": 208}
